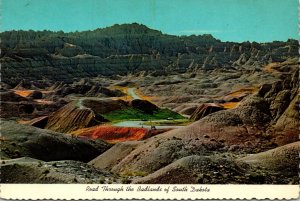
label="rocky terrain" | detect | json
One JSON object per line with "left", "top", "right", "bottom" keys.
{"left": 0, "top": 23, "right": 298, "bottom": 184}
{"left": 1, "top": 157, "right": 123, "bottom": 184}
{"left": 0, "top": 120, "right": 111, "bottom": 162}
{"left": 0, "top": 23, "right": 298, "bottom": 86}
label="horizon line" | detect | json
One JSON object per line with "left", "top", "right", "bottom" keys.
{"left": 0, "top": 22, "right": 297, "bottom": 43}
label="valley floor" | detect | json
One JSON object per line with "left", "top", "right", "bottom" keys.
{"left": 0, "top": 58, "right": 299, "bottom": 184}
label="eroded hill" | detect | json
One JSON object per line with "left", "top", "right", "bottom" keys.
{"left": 0, "top": 24, "right": 298, "bottom": 184}
{"left": 1, "top": 23, "right": 298, "bottom": 86}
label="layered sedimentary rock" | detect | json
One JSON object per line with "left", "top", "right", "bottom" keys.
{"left": 1, "top": 23, "right": 299, "bottom": 185}
{"left": 71, "top": 126, "right": 170, "bottom": 143}
{"left": 0, "top": 120, "right": 111, "bottom": 162}
{"left": 90, "top": 62, "right": 298, "bottom": 177}
{"left": 1, "top": 157, "right": 121, "bottom": 184}
{"left": 1, "top": 23, "right": 298, "bottom": 86}
{"left": 132, "top": 142, "right": 299, "bottom": 184}
{"left": 189, "top": 103, "right": 224, "bottom": 121}
{"left": 45, "top": 102, "right": 108, "bottom": 133}
{"left": 0, "top": 88, "right": 68, "bottom": 119}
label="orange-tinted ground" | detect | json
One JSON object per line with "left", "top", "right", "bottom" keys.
{"left": 110, "top": 86, "right": 133, "bottom": 101}
{"left": 72, "top": 125, "right": 171, "bottom": 143}
{"left": 221, "top": 102, "right": 239, "bottom": 109}
{"left": 224, "top": 87, "right": 257, "bottom": 98}
{"left": 13, "top": 90, "right": 33, "bottom": 97}
{"left": 13, "top": 89, "right": 53, "bottom": 97}
{"left": 219, "top": 87, "right": 258, "bottom": 109}
{"left": 18, "top": 119, "right": 31, "bottom": 124}
{"left": 12, "top": 90, "right": 53, "bottom": 104}
{"left": 110, "top": 86, "right": 155, "bottom": 102}
{"left": 263, "top": 60, "right": 298, "bottom": 74}
{"left": 264, "top": 62, "right": 281, "bottom": 73}
{"left": 135, "top": 88, "right": 155, "bottom": 102}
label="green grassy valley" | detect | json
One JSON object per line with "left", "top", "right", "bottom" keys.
{"left": 102, "top": 108, "right": 185, "bottom": 122}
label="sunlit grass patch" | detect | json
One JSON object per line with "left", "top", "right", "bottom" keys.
{"left": 102, "top": 108, "right": 185, "bottom": 121}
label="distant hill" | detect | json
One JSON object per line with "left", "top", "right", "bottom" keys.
{"left": 0, "top": 23, "right": 298, "bottom": 85}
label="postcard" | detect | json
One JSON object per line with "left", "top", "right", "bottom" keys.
{"left": 0, "top": 0, "right": 299, "bottom": 199}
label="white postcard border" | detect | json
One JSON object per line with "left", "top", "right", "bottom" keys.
{"left": 1, "top": 184, "right": 299, "bottom": 200}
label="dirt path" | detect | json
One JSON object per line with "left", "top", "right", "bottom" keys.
{"left": 75, "top": 87, "right": 141, "bottom": 110}
{"left": 113, "top": 120, "right": 184, "bottom": 129}
{"left": 127, "top": 88, "right": 141, "bottom": 100}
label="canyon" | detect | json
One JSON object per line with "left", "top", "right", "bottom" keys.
{"left": 0, "top": 23, "right": 298, "bottom": 184}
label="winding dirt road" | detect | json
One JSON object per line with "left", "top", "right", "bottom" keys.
{"left": 127, "top": 88, "right": 141, "bottom": 100}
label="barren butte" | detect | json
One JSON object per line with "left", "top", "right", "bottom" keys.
{"left": 238, "top": 141, "right": 299, "bottom": 172}
{"left": 1, "top": 157, "right": 122, "bottom": 184}
{"left": 133, "top": 142, "right": 299, "bottom": 184}
{"left": 0, "top": 24, "right": 298, "bottom": 184}
{"left": 19, "top": 116, "right": 49, "bottom": 128}
{"left": 80, "top": 98, "right": 127, "bottom": 114}
{"left": 45, "top": 102, "right": 108, "bottom": 133}
{"left": 1, "top": 91, "right": 29, "bottom": 102}
{"left": 89, "top": 141, "right": 142, "bottom": 170}
{"left": 0, "top": 90, "right": 68, "bottom": 119}
{"left": 0, "top": 120, "right": 111, "bottom": 162}
{"left": 189, "top": 103, "right": 224, "bottom": 121}
{"left": 90, "top": 64, "right": 298, "bottom": 178}
{"left": 173, "top": 104, "right": 199, "bottom": 116}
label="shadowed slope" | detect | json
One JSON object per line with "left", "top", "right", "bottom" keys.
{"left": 1, "top": 157, "right": 121, "bottom": 184}
{"left": 90, "top": 66, "right": 298, "bottom": 176}
{"left": 89, "top": 141, "right": 142, "bottom": 170}
{"left": 45, "top": 102, "right": 108, "bottom": 133}
{"left": 189, "top": 103, "right": 224, "bottom": 121}
{"left": 133, "top": 142, "right": 299, "bottom": 184}
{"left": 19, "top": 116, "right": 49, "bottom": 128}
{"left": 0, "top": 120, "right": 112, "bottom": 162}
{"left": 238, "top": 141, "right": 299, "bottom": 171}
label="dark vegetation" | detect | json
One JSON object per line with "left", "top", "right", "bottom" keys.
{"left": 103, "top": 108, "right": 185, "bottom": 122}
